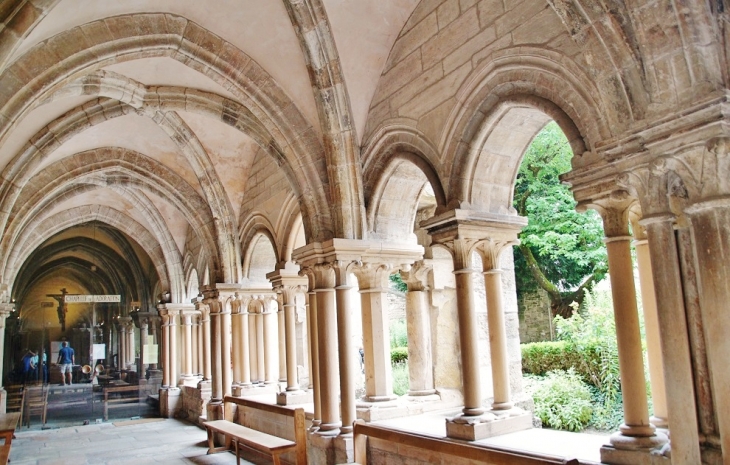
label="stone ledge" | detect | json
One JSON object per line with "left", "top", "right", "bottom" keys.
{"left": 446, "top": 410, "right": 532, "bottom": 441}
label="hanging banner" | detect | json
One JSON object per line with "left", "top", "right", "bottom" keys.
{"left": 64, "top": 295, "right": 121, "bottom": 303}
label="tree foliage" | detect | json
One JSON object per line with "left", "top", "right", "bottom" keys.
{"left": 513, "top": 122, "right": 607, "bottom": 318}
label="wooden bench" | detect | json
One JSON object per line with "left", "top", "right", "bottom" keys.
{"left": 203, "top": 395, "right": 306, "bottom": 465}
{"left": 347, "top": 420, "right": 579, "bottom": 465}
{"left": 0, "top": 413, "right": 20, "bottom": 465}
{"left": 103, "top": 385, "right": 146, "bottom": 420}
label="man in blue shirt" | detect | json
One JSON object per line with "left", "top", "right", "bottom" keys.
{"left": 57, "top": 341, "right": 74, "bottom": 386}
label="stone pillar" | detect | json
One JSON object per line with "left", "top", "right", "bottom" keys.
{"left": 255, "top": 300, "right": 266, "bottom": 383}
{"left": 231, "top": 294, "right": 243, "bottom": 390}
{"left": 0, "top": 303, "right": 14, "bottom": 413}
{"left": 400, "top": 262, "right": 437, "bottom": 398}
{"left": 191, "top": 313, "right": 199, "bottom": 376}
{"left": 686, "top": 198, "right": 730, "bottom": 459}
{"left": 239, "top": 297, "right": 251, "bottom": 387}
{"left": 220, "top": 295, "right": 233, "bottom": 396}
{"left": 119, "top": 322, "right": 127, "bottom": 369}
{"left": 248, "top": 301, "right": 259, "bottom": 383}
{"left": 194, "top": 297, "right": 212, "bottom": 382}
{"left": 263, "top": 298, "right": 278, "bottom": 384}
{"left": 181, "top": 310, "right": 193, "bottom": 380}
{"left": 278, "top": 297, "right": 287, "bottom": 383}
{"left": 159, "top": 308, "right": 170, "bottom": 388}
{"left": 203, "top": 287, "right": 224, "bottom": 419}
{"left": 128, "top": 323, "right": 135, "bottom": 370}
{"left": 354, "top": 263, "right": 395, "bottom": 403}
{"left": 631, "top": 223, "right": 668, "bottom": 429}
{"left": 139, "top": 318, "right": 149, "bottom": 376}
{"left": 476, "top": 241, "right": 513, "bottom": 411}
{"left": 594, "top": 196, "right": 666, "bottom": 453}
{"left": 305, "top": 279, "right": 322, "bottom": 427}
{"left": 314, "top": 264, "right": 341, "bottom": 435}
{"left": 334, "top": 261, "right": 356, "bottom": 434}
{"left": 168, "top": 313, "right": 178, "bottom": 386}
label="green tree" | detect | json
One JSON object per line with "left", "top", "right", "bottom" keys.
{"left": 513, "top": 122, "right": 607, "bottom": 318}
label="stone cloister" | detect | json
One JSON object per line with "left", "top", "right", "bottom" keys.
{"left": 0, "top": 0, "right": 728, "bottom": 463}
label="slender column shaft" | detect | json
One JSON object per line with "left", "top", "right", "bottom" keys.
{"left": 406, "top": 290, "right": 434, "bottom": 395}
{"left": 484, "top": 270, "right": 512, "bottom": 409}
{"left": 256, "top": 310, "right": 265, "bottom": 382}
{"left": 284, "top": 298, "right": 299, "bottom": 391}
{"left": 169, "top": 314, "right": 178, "bottom": 386}
{"left": 202, "top": 307, "right": 212, "bottom": 381}
{"left": 249, "top": 309, "right": 259, "bottom": 382}
{"left": 360, "top": 288, "right": 393, "bottom": 401}
{"left": 263, "top": 305, "right": 277, "bottom": 383}
{"left": 278, "top": 303, "right": 287, "bottom": 382}
{"left": 183, "top": 313, "right": 193, "bottom": 376}
{"left": 0, "top": 312, "right": 8, "bottom": 391}
{"left": 605, "top": 236, "right": 652, "bottom": 435}
{"left": 210, "top": 303, "right": 223, "bottom": 401}
{"left": 128, "top": 327, "right": 135, "bottom": 369}
{"left": 307, "top": 291, "right": 321, "bottom": 425}
{"left": 191, "top": 316, "right": 199, "bottom": 375}
{"left": 336, "top": 282, "right": 356, "bottom": 433}
{"left": 232, "top": 309, "right": 241, "bottom": 385}
{"left": 140, "top": 321, "right": 148, "bottom": 375}
{"left": 121, "top": 326, "right": 128, "bottom": 369}
{"left": 240, "top": 307, "right": 251, "bottom": 385}
{"left": 634, "top": 239, "right": 668, "bottom": 428}
{"left": 316, "top": 286, "right": 341, "bottom": 434}
{"left": 221, "top": 303, "right": 232, "bottom": 396}
{"left": 161, "top": 313, "right": 170, "bottom": 387}
{"left": 642, "top": 218, "right": 700, "bottom": 461}
{"left": 454, "top": 269, "right": 483, "bottom": 416}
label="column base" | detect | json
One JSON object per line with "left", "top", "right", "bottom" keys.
{"left": 276, "top": 389, "right": 313, "bottom": 405}
{"left": 600, "top": 433, "right": 669, "bottom": 465}
{"left": 308, "top": 429, "right": 352, "bottom": 464}
{"left": 404, "top": 393, "right": 441, "bottom": 403}
{"left": 356, "top": 398, "right": 407, "bottom": 421}
{"left": 445, "top": 408, "right": 532, "bottom": 441}
{"left": 159, "top": 387, "right": 181, "bottom": 418}
{"left": 179, "top": 374, "right": 199, "bottom": 387}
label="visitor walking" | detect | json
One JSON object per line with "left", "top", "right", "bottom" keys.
{"left": 57, "top": 341, "right": 74, "bottom": 386}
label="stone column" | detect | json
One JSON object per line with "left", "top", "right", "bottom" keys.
{"left": 450, "top": 239, "right": 483, "bottom": 418}
{"left": 278, "top": 297, "right": 287, "bottom": 382}
{"left": 283, "top": 288, "right": 301, "bottom": 391}
{"left": 595, "top": 196, "right": 665, "bottom": 451}
{"left": 304, "top": 276, "right": 322, "bottom": 428}
{"left": 314, "top": 264, "right": 341, "bottom": 436}
{"left": 230, "top": 295, "right": 242, "bottom": 390}
{"left": 354, "top": 263, "right": 395, "bottom": 403}
{"left": 263, "top": 298, "right": 278, "bottom": 384}
{"left": 168, "top": 313, "right": 178, "bottom": 386}
{"left": 334, "top": 261, "right": 356, "bottom": 434}
{"left": 400, "top": 262, "right": 437, "bottom": 398}
{"left": 239, "top": 296, "right": 251, "bottom": 386}
{"left": 191, "top": 313, "right": 199, "bottom": 376}
{"left": 248, "top": 301, "right": 260, "bottom": 383}
{"left": 631, "top": 222, "right": 668, "bottom": 429}
{"left": 181, "top": 310, "right": 193, "bottom": 380}
{"left": 203, "top": 287, "right": 223, "bottom": 415}
{"left": 220, "top": 296, "right": 233, "bottom": 396}
{"left": 139, "top": 318, "right": 149, "bottom": 376}
{"left": 128, "top": 323, "right": 135, "bottom": 370}
{"left": 476, "top": 241, "right": 514, "bottom": 411}
{"left": 119, "top": 322, "right": 127, "bottom": 369}
{"left": 0, "top": 303, "right": 14, "bottom": 413}
{"left": 194, "top": 297, "right": 212, "bottom": 381}
{"left": 686, "top": 198, "right": 730, "bottom": 459}
{"left": 159, "top": 308, "right": 170, "bottom": 387}
{"left": 256, "top": 300, "right": 266, "bottom": 383}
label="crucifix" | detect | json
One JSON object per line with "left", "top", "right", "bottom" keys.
{"left": 46, "top": 288, "right": 69, "bottom": 331}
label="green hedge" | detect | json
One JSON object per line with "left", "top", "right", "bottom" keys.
{"left": 521, "top": 340, "right": 608, "bottom": 392}
{"left": 526, "top": 369, "right": 593, "bottom": 432}
{"left": 391, "top": 347, "right": 408, "bottom": 364}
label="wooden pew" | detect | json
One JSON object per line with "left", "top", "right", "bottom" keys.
{"left": 204, "top": 395, "right": 306, "bottom": 465}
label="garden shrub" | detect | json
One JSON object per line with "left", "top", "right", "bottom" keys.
{"left": 390, "top": 347, "right": 408, "bottom": 364}
{"left": 391, "top": 361, "right": 409, "bottom": 396}
{"left": 524, "top": 369, "right": 593, "bottom": 432}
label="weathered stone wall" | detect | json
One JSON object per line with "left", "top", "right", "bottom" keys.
{"left": 518, "top": 287, "right": 553, "bottom": 343}
{"left": 178, "top": 384, "right": 210, "bottom": 425}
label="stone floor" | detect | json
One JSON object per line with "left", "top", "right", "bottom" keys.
{"left": 9, "top": 418, "right": 250, "bottom": 465}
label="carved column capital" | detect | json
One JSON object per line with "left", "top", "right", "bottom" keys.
{"left": 399, "top": 260, "right": 432, "bottom": 292}
{"left": 474, "top": 238, "right": 516, "bottom": 271}
{"left": 585, "top": 190, "right": 635, "bottom": 238}
{"left": 352, "top": 261, "right": 393, "bottom": 290}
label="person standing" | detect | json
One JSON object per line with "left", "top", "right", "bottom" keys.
{"left": 21, "top": 350, "right": 36, "bottom": 385}
{"left": 57, "top": 341, "right": 74, "bottom": 386}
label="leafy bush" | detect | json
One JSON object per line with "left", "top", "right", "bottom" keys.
{"left": 390, "top": 347, "right": 408, "bottom": 364}
{"left": 391, "top": 361, "right": 409, "bottom": 396}
{"left": 524, "top": 369, "right": 593, "bottom": 432}
{"left": 389, "top": 319, "right": 408, "bottom": 349}
{"left": 521, "top": 341, "right": 582, "bottom": 375}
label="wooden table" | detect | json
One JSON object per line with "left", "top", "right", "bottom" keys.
{"left": 0, "top": 412, "right": 20, "bottom": 464}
